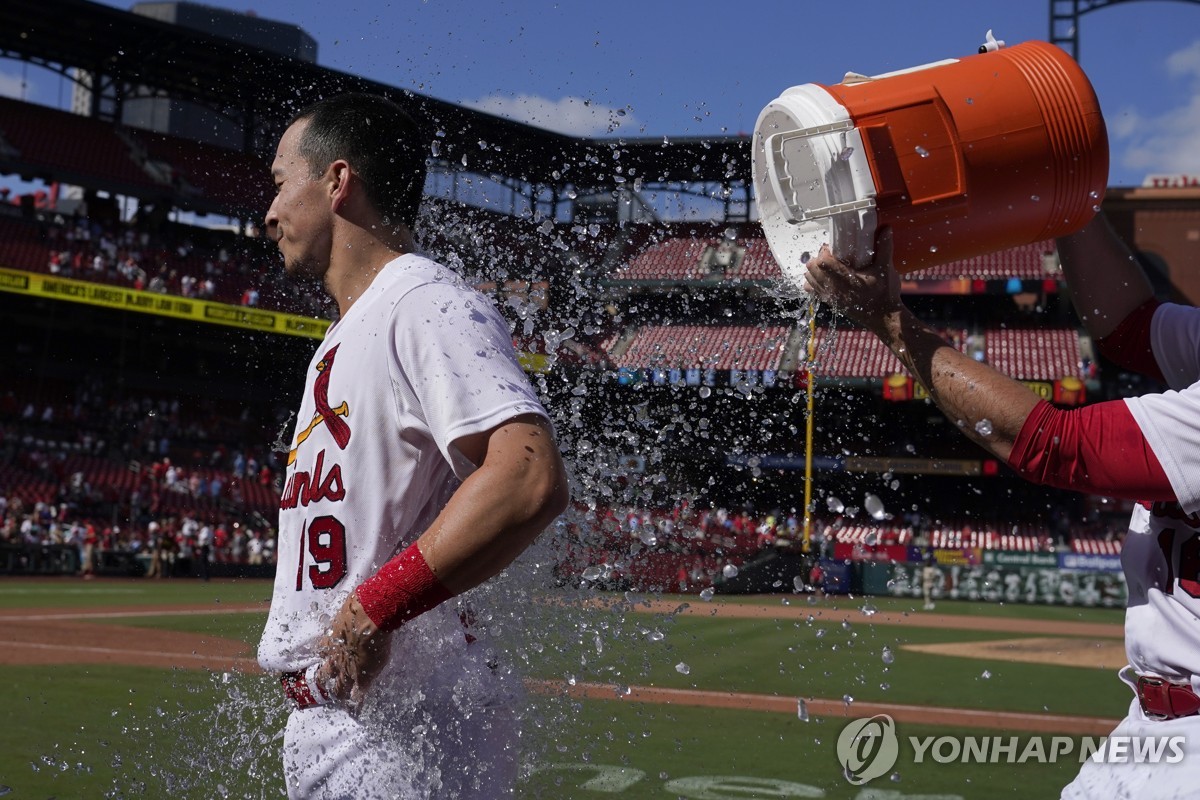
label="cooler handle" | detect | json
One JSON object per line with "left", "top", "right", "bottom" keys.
{"left": 765, "top": 123, "right": 877, "bottom": 226}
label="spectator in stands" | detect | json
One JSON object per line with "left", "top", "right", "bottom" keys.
{"left": 805, "top": 217, "right": 1200, "bottom": 798}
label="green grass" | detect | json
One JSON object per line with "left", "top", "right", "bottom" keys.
{"left": 0, "top": 580, "right": 1132, "bottom": 798}
{"left": 522, "top": 608, "right": 1130, "bottom": 719}
{"left": 104, "top": 610, "right": 269, "bottom": 645}
{"left": 522, "top": 698, "right": 1090, "bottom": 800}
{"left": 2, "top": 664, "right": 287, "bottom": 800}
{"left": 693, "top": 592, "right": 1126, "bottom": 625}
{"left": 0, "top": 576, "right": 273, "bottom": 608}
{"left": 2, "top": 664, "right": 1087, "bottom": 800}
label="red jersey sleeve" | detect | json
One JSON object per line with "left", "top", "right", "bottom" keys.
{"left": 1007, "top": 399, "right": 1175, "bottom": 501}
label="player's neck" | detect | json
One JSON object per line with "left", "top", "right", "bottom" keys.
{"left": 325, "top": 222, "right": 416, "bottom": 317}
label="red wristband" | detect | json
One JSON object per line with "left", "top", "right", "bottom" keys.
{"left": 355, "top": 542, "right": 454, "bottom": 632}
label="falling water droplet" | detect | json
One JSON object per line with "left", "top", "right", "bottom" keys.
{"left": 581, "top": 565, "right": 603, "bottom": 581}
{"left": 722, "top": 564, "right": 739, "bottom": 579}
{"left": 864, "top": 494, "right": 886, "bottom": 520}
{"left": 882, "top": 647, "right": 895, "bottom": 664}
{"left": 647, "top": 630, "right": 665, "bottom": 642}
{"left": 837, "top": 147, "right": 855, "bottom": 161}
{"left": 1030, "top": 194, "right": 1040, "bottom": 202}
{"left": 974, "top": 418, "right": 993, "bottom": 436}
{"left": 981, "top": 670, "right": 992, "bottom": 680}
{"left": 638, "top": 529, "right": 658, "bottom": 547}
{"left": 797, "top": 699, "right": 810, "bottom": 721}
{"left": 915, "top": 146, "right": 930, "bottom": 157}
{"left": 699, "top": 587, "right": 715, "bottom": 601}
{"left": 676, "top": 662, "right": 691, "bottom": 675}
{"left": 826, "top": 496, "right": 845, "bottom": 514}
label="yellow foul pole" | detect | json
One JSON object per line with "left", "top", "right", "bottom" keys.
{"left": 802, "top": 304, "right": 817, "bottom": 552}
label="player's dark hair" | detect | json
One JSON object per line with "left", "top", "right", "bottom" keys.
{"left": 290, "top": 93, "right": 426, "bottom": 229}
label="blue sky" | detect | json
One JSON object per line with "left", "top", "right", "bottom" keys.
{"left": 2, "top": 0, "right": 1199, "bottom": 187}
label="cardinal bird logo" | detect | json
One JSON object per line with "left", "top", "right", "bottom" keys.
{"left": 287, "top": 344, "right": 351, "bottom": 465}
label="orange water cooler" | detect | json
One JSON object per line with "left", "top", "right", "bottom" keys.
{"left": 752, "top": 38, "right": 1109, "bottom": 286}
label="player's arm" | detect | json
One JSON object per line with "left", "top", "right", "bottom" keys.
{"left": 1056, "top": 214, "right": 1155, "bottom": 341}
{"left": 318, "top": 413, "right": 568, "bottom": 704}
{"left": 804, "top": 226, "right": 1175, "bottom": 500}
{"left": 1056, "top": 214, "right": 1166, "bottom": 380}
{"left": 413, "top": 413, "right": 569, "bottom": 591}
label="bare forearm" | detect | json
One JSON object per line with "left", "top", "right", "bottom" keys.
{"left": 1057, "top": 214, "right": 1153, "bottom": 339}
{"left": 416, "top": 429, "right": 568, "bottom": 594}
{"left": 877, "top": 309, "right": 1042, "bottom": 461}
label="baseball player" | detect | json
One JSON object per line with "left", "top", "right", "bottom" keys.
{"left": 806, "top": 216, "right": 1200, "bottom": 799}
{"left": 256, "top": 93, "right": 569, "bottom": 800}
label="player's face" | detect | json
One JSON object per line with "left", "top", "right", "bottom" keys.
{"left": 265, "top": 119, "right": 334, "bottom": 280}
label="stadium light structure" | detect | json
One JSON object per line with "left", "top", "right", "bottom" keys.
{"left": 1051, "top": 0, "right": 1200, "bottom": 61}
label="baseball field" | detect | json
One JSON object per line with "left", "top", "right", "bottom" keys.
{"left": 0, "top": 576, "right": 1130, "bottom": 799}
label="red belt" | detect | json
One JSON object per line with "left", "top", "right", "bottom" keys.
{"left": 1137, "top": 675, "right": 1200, "bottom": 720}
{"left": 282, "top": 668, "right": 329, "bottom": 710}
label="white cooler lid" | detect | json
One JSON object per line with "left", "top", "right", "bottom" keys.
{"left": 752, "top": 84, "right": 879, "bottom": 291}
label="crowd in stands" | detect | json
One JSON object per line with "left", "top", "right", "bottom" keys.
{"left": 0, "top": 493, "right": 275, "bottom": 577}
{"left": 0, "top": 372, "right": 287, "bottom": 576}
{"left": 0, "top": 199, "right": 330, "bottom": 318}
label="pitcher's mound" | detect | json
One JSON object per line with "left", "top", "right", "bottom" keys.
{"left": 903, "top": 637, "right": 1125, "bottom": 670}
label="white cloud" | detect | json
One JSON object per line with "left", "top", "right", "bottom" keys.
{"left": 1114, "top": 39, "right": 1200, "bottom": 180}
{"left": 1165, "top": 40, "right": 1200, "bottom": 80}
{"left": 460, "top": 93, "right": 639, "bottom": 137}
{"left": 0, "top": 69, "right": 31, "bottom": 100}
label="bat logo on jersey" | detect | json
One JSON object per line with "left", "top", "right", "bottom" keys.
{"left": 288, "top": 344, "right": 352, "bottom": 466}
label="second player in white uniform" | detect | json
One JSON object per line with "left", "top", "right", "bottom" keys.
{"left": 258, "top": 93, "right": 569, "bottom": 799}
{"left": 806, "top": 215, "right": 1200, "bottom": 798}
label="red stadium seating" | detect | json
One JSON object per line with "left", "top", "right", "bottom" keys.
{"left": 907, "top": 241, "right": 1058, "bottom": 281}
{"left": 984, "top": 327, "right": 1083, "bottom": 381}
{"left": 0, "top": 215, "right": 53, "bottom": 271}
{"left": 613, "top": 324, "right": 792, "bottom": 371}
{"left": 124, "top": 128, "right": 272, "bottom": 213}
{"left": 0, "top": 97, "right": 164, "bottom": 192}
{"left": 809, "top": 327, "right": 967, "bottom": 379}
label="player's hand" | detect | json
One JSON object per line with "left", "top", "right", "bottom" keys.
{"left": 315, "top": 591, "right": 391, "bottom": 711}
{"left": 804, "top": 226, "right": 904, "bottom": 335}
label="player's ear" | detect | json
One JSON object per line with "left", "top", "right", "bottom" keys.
{"left": 328, "top": 160, "right": 353, "bottom": 211}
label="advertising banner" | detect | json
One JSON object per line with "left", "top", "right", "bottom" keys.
{"left": 885, "top": 561, "right": 1126, "bottom": 607}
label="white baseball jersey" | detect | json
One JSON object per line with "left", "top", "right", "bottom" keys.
{"left": 1064, "top": 302, "right": 1200, "bottom": 799}
{"left": 1121, "top": 302, "right": 1200, "bottom": 695}
{"left": 257, "top": 252, "right": 547, "bottom": 676}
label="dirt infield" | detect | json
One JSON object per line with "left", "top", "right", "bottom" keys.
{"left": 0, "top": 604, "right": 263, "bottom": 671}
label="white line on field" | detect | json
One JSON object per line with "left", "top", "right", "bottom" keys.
{"left": 2, "top": 607, "right": 265, "bottom": 622}
{"left": 2, "top": 640, "right": 260, "bottom": 667}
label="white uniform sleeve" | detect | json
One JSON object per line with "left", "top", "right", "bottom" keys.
{"left": 1125, "top": 303, "right": 1200, "bottom": 513}
{"left": 389, "top": 281, "right": 549, "bottom": 481}
{"left": 1151, "top": 302, "right": 1200, "bottom": 390}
